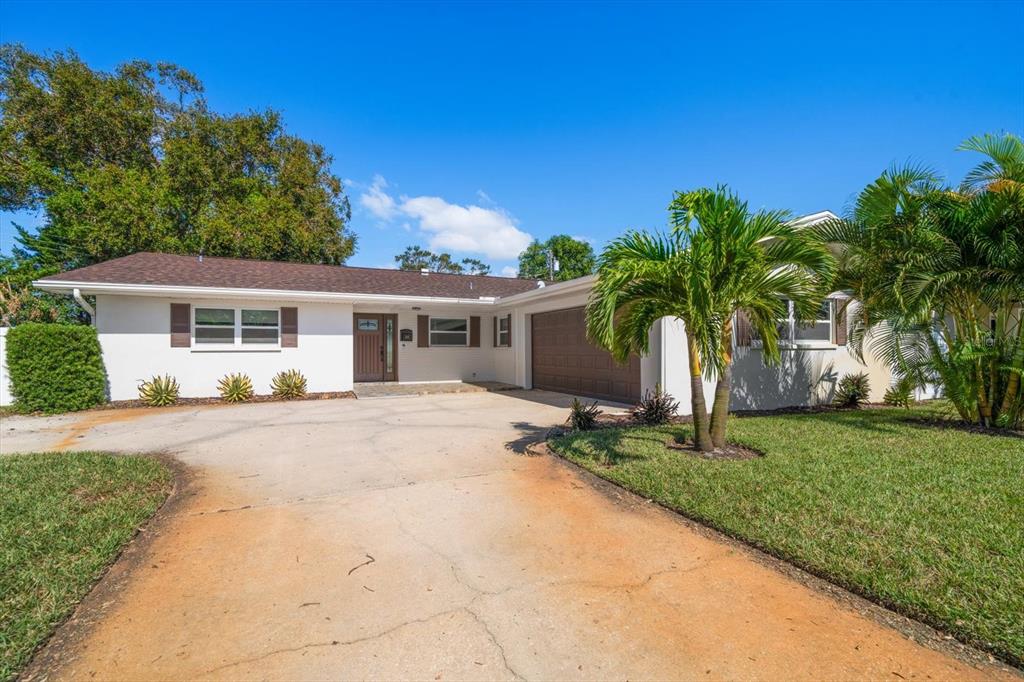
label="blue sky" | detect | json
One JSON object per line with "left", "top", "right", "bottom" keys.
{"left": 1, "top": 0, "right": 1022, "bottom": 275}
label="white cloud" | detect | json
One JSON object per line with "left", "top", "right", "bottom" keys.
{"left": 359, "top": 175, "right": 399, "bottom": 221}
{"left": 500, "top": 265, "right": 519, "bottom": 278}
{"left": 399, "top": 196, "right": 532, "bottom": 260}
{"left": 358, "top": 175, "right": 533, "bottom": 260}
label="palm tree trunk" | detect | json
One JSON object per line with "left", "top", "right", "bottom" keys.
{"left": 999, "top": 318, "right": 1024, "bottom": 421}
{"left": 709, "top": 320, "right": 734, "bottom": 449}
{"left": 686, "top": 329, "right": 713, "bottom": 452}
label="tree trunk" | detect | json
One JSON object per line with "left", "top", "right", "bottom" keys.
{"left": 686, "top": 330, "right": 713, "bottom": 452}
{"left": 709, "top": 319, "right": 734, "bottom": 449}
{"left": 998, "top": 320, "right": 1024, "bottom": 420}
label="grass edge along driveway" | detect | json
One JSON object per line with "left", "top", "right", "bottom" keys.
{"left": 1, "top": 452, "right": 172, "bottom": 679}
{"left": 550, "top": 405, "right": 1024, "bottom": 667}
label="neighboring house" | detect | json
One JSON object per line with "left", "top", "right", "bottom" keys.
{"left": 28, "top": 213, "right": 891, "bottom": 410}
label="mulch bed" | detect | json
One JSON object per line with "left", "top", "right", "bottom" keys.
{"left": 900, "top": 416, "right": 1023, "bottom": 439}
{"left": 664, "top": 435, "right": 764, "bottom": 460}
{"left": 94, "top": 391, "right": 357, "bottom": 411}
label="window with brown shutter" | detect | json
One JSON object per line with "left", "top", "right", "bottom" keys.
{"left": 281, "top": 307, "right": 298, "bottom": 347}
{"left": 170, "top": 303, "right": 190, "bottom": 347}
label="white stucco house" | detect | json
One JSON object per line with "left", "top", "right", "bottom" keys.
{"left": 22, "top": 212, "right": 891, "bottom": 410}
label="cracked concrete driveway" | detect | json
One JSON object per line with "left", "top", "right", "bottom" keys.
{"left": 1, "top": 391, "right": 1012, "bottom": 681}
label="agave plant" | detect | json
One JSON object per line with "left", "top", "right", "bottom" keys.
{"left": 271, "top": 369, "right": 307, "bottom": 399}
{"left": 138, "top": 374, "right": 179, "bottom": 407}
{"left": 566, "top": 397, "right": 601, "bottom": 431}
{"left": 833, "top": 372, "right": 871, "bottom": 408}
{"left": 218, "top": 373, "right": 254, "bottom": 403}
{"left": 632, "top": 384, "right": 679, "bottom": 425}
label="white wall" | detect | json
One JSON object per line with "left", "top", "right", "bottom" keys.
{"left": 730, "top": 344, "right": 891, "bottom": 410}
{"left": 96, "top": 294, "right": 354, "bottom": 400}
{"left": 394, "top": 309, "right": 501, "bottom": 383}
{"left": 0, "top": 327, "right": 10, "bottom": 407}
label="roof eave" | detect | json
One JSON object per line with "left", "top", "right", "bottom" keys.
{"left": 32, "top": 279, "right": 511, "bottom": 307}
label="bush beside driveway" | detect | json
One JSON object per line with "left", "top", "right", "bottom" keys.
{"left": 549, "top": 404, "right": 1024, "bottom": 666}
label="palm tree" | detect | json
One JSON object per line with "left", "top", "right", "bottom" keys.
{"left": 587, "top": 186, "right": 834, "bottom": 450}
{"left": 814, "top": 133, "right": 1024, "bottom": 428}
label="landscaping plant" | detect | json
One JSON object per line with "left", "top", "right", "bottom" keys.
{"left": 587, "top": 186, "right": 834, "bottom": 452}
{"left": 271, "top": 369, "right": 307, "bottom": 399}
{"left": 4, "top": 323, "right": 108, "bottom": 413}
{"left": 566, "top": 397, "right": 601, "bottom": 431}
{"left": 138, "top": 374, "right": 180, "bottom": 407}
{"left": 632, "top": 384, "right": 679, "bottom": 425}
{"left": 815, "top": 133, "right": 1024, "bottom": 428}
{"left": 217, "top": 373, "right": 254, "bottom": 403}
{"left": 833, "top": 372, "right": 871, "bottom": 408}
{"left": 883, "top": 376, "right": 915, "bottom": 409}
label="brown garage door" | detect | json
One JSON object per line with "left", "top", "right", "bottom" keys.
{"left": 531, "top": 307, "right": 641, "bottom": 404}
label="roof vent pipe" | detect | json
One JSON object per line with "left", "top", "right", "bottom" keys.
{"left": 420, "top": 268, "right": 429, "bottom": 276}
{"left": 73, "top": 288, "right": 95, "bottom": 326}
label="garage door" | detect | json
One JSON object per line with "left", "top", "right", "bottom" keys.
{"left": 531, "top": 307, "right": 641, "bottom": 404}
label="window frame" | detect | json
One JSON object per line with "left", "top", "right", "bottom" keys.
{"left": 497, "top": 315, "right": 511, "bottom": 347}
{"left": 428, "top": 316, "right": 470, "bottom": 347}
{"left": 191, "top": 305, "right": 282, "bottom": 351}
{"left": 751, "top": 299, "right": 835, "bottom": 350}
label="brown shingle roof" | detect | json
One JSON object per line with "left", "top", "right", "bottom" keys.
{"left": 37, "top": 252, "right": 543, "bottom": 299}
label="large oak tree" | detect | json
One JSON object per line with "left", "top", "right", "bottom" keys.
{"left": 0, "top": 45, "right": 356, "bottom": 322}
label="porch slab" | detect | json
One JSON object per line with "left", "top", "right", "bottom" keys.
{"left": 353, "top": 380, "right": 521, "bottom": 399}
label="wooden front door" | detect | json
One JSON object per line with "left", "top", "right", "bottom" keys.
{"left": 354, "top": 314, "right": 398, "bottom": 382}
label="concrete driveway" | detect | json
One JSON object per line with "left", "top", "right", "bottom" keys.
{"left": 1, "top": 391, "right": 1009, "bottom": 681}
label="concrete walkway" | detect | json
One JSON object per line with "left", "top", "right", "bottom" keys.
{"left": 1, "top": 391, "right": 1012, "bottom": 681}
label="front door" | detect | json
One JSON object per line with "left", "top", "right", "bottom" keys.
{"left": 354, "top": 313, "right": 397, "bottom": 382}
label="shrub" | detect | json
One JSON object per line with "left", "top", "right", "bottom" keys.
{"left": 566, "top": 397, "right": 601, "bottom": 431}
{"left": 5, "top": 323, "right": 107, "bottom": 413}
{"left": 632, "top": 384, "right": 679, "bottom": 425}
{"left": 138, "top": 375, "right": 180, "bottom": 407}
{"left": 883, "top": 376, "right": 915, "bottom": 409}
{"left": 834, "top": 371, "right": 871, "bottom": 408}
{"left": 271, "top": 369, "right": 307, "bottom": 399}
{"left": 218, "top": 373, "right": 254, "bottom": 403}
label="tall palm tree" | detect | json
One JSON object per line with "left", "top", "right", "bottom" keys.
{"left": 587, "top": 186, "right": 834, "bottom": 450}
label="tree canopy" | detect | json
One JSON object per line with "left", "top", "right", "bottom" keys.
{"left": 0, "top": 45, "right": 356, "bottom": 321}
{"left": 394, "top": 245, "right": 490, "bottom": 275}
{"left": 517, "top": 234, "right": 595, "bottom": 281}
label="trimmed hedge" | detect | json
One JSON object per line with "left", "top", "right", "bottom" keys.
{"left": 6, "top": 323, "right": 108, "bottom": 413}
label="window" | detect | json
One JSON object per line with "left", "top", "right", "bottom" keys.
{"left": 429, "top": 317, "right": 468, "bottom": 346}
{"left": 194, "top": 308, "right": 235, "bottom": 344}
{"left": 497, "top": 315, "right": 510, "bottom": 347}
{"left": 357, "top": 318, "right": 379, "bottom": 331}
{"left": 241, "top": 309, "right": 279, "bottom": 345}
{"left": 755, "top": 299, "right": 833, "bottom": 346}
{"left": 794, "top": 300, "right": 832, "bottom": 342}
{"left": 193, "top": 307, "right": 281, "bottom": 348}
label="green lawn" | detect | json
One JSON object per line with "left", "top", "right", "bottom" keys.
{"left": 550, "top": 404, "right": 1024, "bottom": 665}
{"left": 0, "top": 452, "right": 172, "bottom": 679}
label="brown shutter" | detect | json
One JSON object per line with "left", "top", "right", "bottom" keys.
{"left": 417, "top": 315, "right": 429, "bottom": 347}
{"left": 833, "top": 298, "right": 847, "bottom": 345}
{"left": 493, "top": 315, "right": 498, "bottom": 346}
{"left": 734, "top": 309, "right": 752, "bottom": 347}
{"left": 281, "top": 307, "right": 298, "bottom": 347}
{"left": 469, "top": 316, "right": 480, "bottom": 347}
{"left": 505, "top": 314, "right": 512, "bottom": 347}
{"left": 170, "top": 303, "right": 190, "bottom": 347}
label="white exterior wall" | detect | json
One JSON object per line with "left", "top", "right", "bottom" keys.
{"left": 393, "top": 309, "right": 500, "bottom": 383}
{"left": 96, "top": 294, "right": 354, "bottom": 400}
{"left": 0, "top": 327, "right": 10, "bottom": 407}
